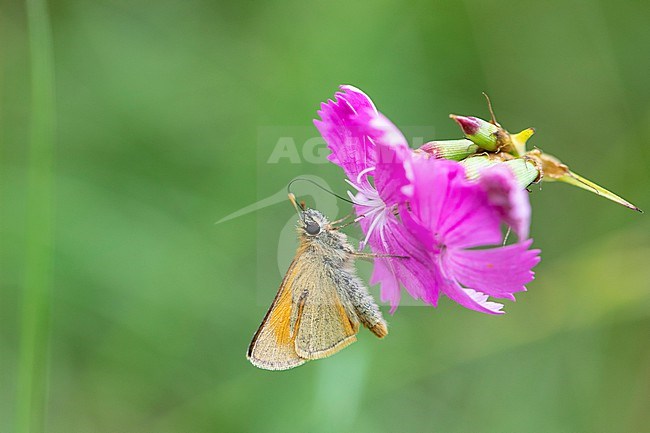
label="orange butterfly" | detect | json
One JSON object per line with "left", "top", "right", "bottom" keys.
{"left": 247, "top": 194, "right": 388, "bottom": 370}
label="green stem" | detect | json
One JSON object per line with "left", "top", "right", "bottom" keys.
{"left": 16, "top": 0, "right": 55, "bottom": 432}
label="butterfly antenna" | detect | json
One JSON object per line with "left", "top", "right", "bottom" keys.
{"left": 288, "top": 192, "right": 303, "bottom": 213}
{"left": 287, "top": 178, "right": 355, "bottom": 206}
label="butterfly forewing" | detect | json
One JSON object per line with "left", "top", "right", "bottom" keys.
{"left": 247, "top": 251, "right": 362, "bottom": 369}
{"left": 247, "top": 258, "right": 306, "bottom": 371}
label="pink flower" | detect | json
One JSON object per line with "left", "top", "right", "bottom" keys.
{"left": 315, "top": 86, "right": 432, "bottom": 311}
{"left": 400, "top": 157, "right": 540, "bottom": 314}
{"left": 315, "top": 85, "right": 540, "bottom": 314}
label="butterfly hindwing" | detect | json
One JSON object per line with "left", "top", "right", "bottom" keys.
{"left": 293, "top": 265, "right": 359, "bottom": 360}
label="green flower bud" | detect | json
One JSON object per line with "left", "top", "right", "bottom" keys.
{"left": 418, "top": 139, "right": 479, "bottom": 161}
{"left": 449, "top": 115, "right": 499, "bottom": 150}
{"left": 459, "top": 155, "right": 499, "bottom": 179}
{"left": 460, "top": 155, "right": 540, "bottom": 188}
{"left": 503, "top": 159, "right": 540, "bottom": 188}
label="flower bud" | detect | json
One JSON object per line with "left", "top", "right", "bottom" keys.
{"left": 460, "top": 155, "right": 540, "bottom": 188}
{"left": 418, "top": 139, "right": 479, "bottom": 161}
{"left": 450, "top": 115, "right": 499, "bottom": 150}
{"left": 459, "top": 155, "right": 499, "bottom": 179}
{"left": 503, "top": 159, "right": 540, "bottom": 188}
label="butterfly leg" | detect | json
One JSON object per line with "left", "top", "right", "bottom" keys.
{"left": 330, "top": 212, "right": 355, "bottom": 227}
{"left": 332, "top": 215, "right": 366, "bottom": 230}
{"left": 352, "top": 252, "right": 409, "bottom": 261}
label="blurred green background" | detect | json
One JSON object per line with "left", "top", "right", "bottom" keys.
{"left": 2, "top": 0, "right": 649, "bottom": 432}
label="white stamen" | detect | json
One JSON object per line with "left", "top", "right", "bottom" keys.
{"left": 356, "top": 166, "right": 376, "bottom": 185}
{"left": 342, "top": 170, "right": 389, "bottom": 252}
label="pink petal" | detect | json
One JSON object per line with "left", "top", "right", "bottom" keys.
{"left": 314, "top": 86, "right": 377, "bottom": 182}
{"left": 375, "top": 139, "right": 413, "bottom": 205}
{"left": 366, "top": 111, "right": 409, "bottom": 149}
{"left": 338, "top": 85, "right": 377, "bottom": 114}
{"left": 404, "top": 157, "right": 502, "bottom": 249}
{"left": 438, "top": 273, "right": 505, "bottom": 315}
{"left": 445, "top": 240, "right": 541, "bottom": 300}
{"left": 370, "top": 258, "right": 401, "bottom": 313}
{"left": 363, "top": 212, "right": 440, "bottom": 308}
{"left": 478, "top": 165, "right": 531, "bottom": 239}
{"left": 460, "top": 288, "right": 505, "bottom": 314}
{"left": 436, "top": 181, "right": 502, "bottom": 249}
{"left": 355, "top": 110, "right": 413, "bottom": 204}
{"left": 400, "top": 158, "right": 463, "bottom": 242}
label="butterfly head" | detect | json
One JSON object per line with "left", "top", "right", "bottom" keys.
{"left": 300, "top": 208, "right": 329, "bottom": 237}
{"left": 288, "top": 193, "right": 348, "bottom": 250}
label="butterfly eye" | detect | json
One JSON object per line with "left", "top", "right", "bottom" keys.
{"left": 305, "top": 221, "right": 321, "bottom": 235}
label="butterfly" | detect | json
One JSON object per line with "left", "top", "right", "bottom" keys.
{"left": 247, "top": 194, "right": 389, "bottom": 370}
